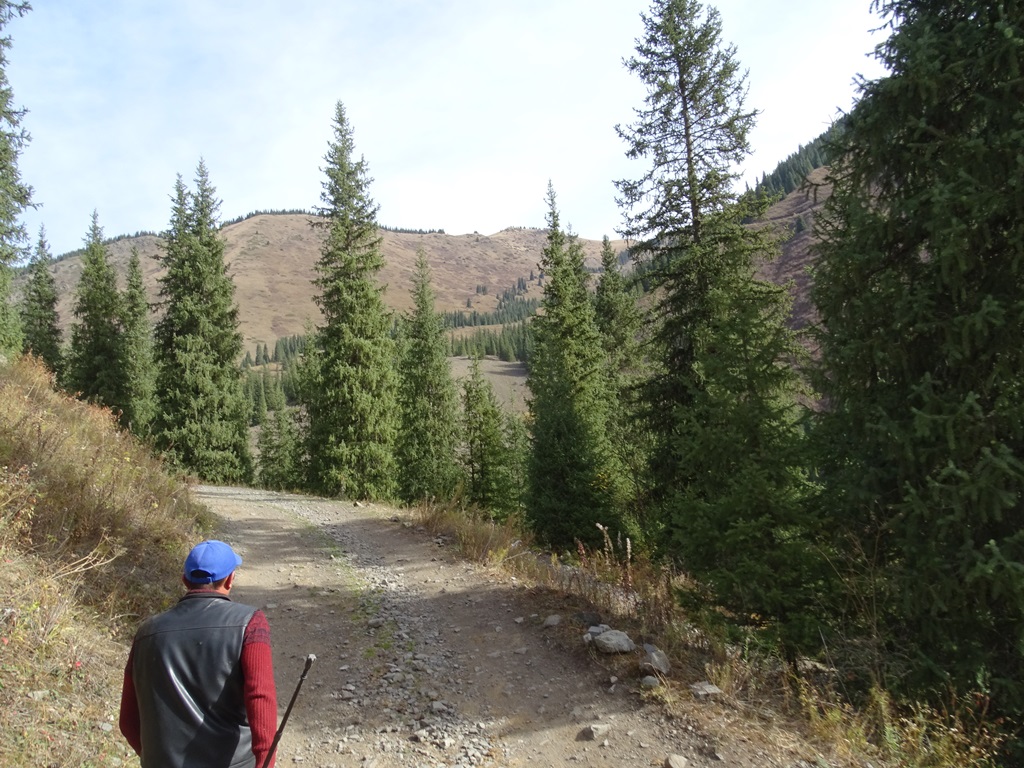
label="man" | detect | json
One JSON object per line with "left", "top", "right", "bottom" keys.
{"left": 119, "top": 540, "right": 278, "bottom": 768}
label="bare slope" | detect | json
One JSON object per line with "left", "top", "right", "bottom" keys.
{"left": 36, "top": 173, "right": 829, "bottom": 350}
{"left": 43, "top": 222, "right": 619, "bottom": 349}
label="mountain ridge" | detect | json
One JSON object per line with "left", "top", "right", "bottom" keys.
{"left": 28, "top": 171, "right": 828, "bottom": 349}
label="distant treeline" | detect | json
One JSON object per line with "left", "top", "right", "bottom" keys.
{"left": 753, "top": 122, "right": 845, "bottom": 198}
{"left": 242, "top": 334, "right": 307, "bottom": 368}
{"left": 380, "top": 225, "right": 446, "bottom": 235}
{"left": 51, "top": 230, "right": 161, "bottom": 264}
{"left": 448, "top": 320, "right": 531, "bottom": 362}
{"left": 443, "top": 297, "right": 540, "bottom": 329}
{"left": 221, "top": 208, "right": 312, "bottom": 228}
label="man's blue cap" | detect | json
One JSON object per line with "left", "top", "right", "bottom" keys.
{"left": 184, "top": 540, "right": 242, "bottom": 584}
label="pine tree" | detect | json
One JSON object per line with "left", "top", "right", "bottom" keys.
{"left": 264, "top": 367, "right": 286, "bottom": 411}
{"left": 257, "top": 406, "right": 302, "bottom": 491}
{"left": 462, "top": 355, "right": 523, "bottom": 519}
{"left": 154, "top": 162, "right": 252, "bottom": 483}
{"left": 253, "top": 370, "right": 267, "bottom": 426}
{"left": 19, "top": 226, "right": 63, "bottom": 376}
{"left": 119, "top": 247, "right": 157, "bottom": 436}
{"left": 527, "top": 184, "right": 622, "bottom": 548}
{"left": 395, "top": 250, "right": 461, "bottom": 503}
{"left": 0, "top": 1, "right": 32, "bottom": 359}
{"left": 593, "top": 235, "right": 649, "bottom": 513}
{"left": 66, "top": 212, "right": 129, "bottom": 413}
{"left": 811, "top": 0, "right": 1024, "bottom": 716}
{"left": 616, "top": 0, "right": 819, "bottom": 647}
{"left": 299, "top": 101, "right": 397, "bottom": 499}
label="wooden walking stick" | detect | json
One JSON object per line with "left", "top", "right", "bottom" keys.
{"left": 261, "top": 653, "right": 316, "bottom": 768}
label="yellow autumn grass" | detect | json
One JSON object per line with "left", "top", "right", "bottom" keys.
{"left": 0, "top": 355, "right": 209, "bottom": 765}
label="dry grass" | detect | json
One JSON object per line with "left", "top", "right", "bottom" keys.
{"left": 0, "top": 356, "right": 210, "bottom": 622}
{"left": 414, "top": 498, "right": 1003, "bottom": 767}
{"left": 0, "top": 353, "right": 1003, "bottom": 766}
{"left": 0, "top": 355, "right": 212, "bottom": 765}
{"left": 0, "top": 540, "right": 137, "bottom": 766}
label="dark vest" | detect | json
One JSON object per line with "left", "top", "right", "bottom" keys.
{"left": 132, "top": 592, "right": 258, "bottom": 768}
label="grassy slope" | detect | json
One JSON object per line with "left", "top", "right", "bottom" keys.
{"left": 0, "top": 356, "right": 209, "bottom": 765}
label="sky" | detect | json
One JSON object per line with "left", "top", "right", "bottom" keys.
{"left": 7, "top": 1, "right": 888, "bottom": 258}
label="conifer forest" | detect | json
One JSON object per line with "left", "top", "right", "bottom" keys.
{"left": 2, "top": 0, "right": 1023, "bottom": 759}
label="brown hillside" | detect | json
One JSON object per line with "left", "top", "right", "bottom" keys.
{"left": 31, "top": 171, "right": 830, "bottom": 350}
{"left": 757, "top": 166, "right": 833, "bottom": 330}
{"left": 40, "top": 221, "right": 620, "bottom": 349}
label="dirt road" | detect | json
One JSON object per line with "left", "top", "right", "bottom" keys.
{"left": 196, "top": 485, "right": 811, "bottom": 768}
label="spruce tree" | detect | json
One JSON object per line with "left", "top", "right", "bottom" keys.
{"left": 119, "top": 246, "right": 157, "bottom": 436}
{"left": 154, "top": 162, "right": 252, "bottom": 483}
{"left": 811, "top": 0, "right": 1024, "bottom": 715}
{"left": 299, "top": 101, "right": 398, "bottom": 499}
{"left": 0, "top": 1, "right": 31, "bottom": 359}
{"left": 616, "top": 0, "right": 819, "bottom": 646}
{"left": 395, "top": 250, "right": 461, "bottom": 503}
{"left": 264, "top": 367, "right": 286, "bottom": 411}
{"left": 19, "top": 226, "right": 63, "bottom": 376}
{"left": 593, "top": 235, "right": 649, "bottom": 512}
{"left": 66, "top": 212, "right": 129, "bottom": 413}
{"left": 462, "top": 355, "right": 523, "bottom": 519}
{"left": 257, "top": 406, "right": 302, "bottom": 491}
{"left": 527, "top": 184, "right": 622, "bottom": 548}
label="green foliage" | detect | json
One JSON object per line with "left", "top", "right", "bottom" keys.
{"left": 19, "top": 227, "right": 63, "bottom": 377}
{"left": 752, "top": 122, "right": 842, "bottom": 198}
{"left": 153, "top": 163, "right": 252, "bottom": 483}
{"left": 243, "top": 366, "right": 268, "bottom": 426}
{"left": 379, "top": 224, "right": 445, "bottom": 235}
{"left": 299, "top": 101, "right": 397, "bottom": 499}
{"left": 395, "top": 250, "right": 462, "bottom": 503}
{"left": 461, "top": 355, "right": 525, "bottom": 519}
{"left": 617, "top": 0, "right": 821, "bottom": 649}
{"left": 257, "top": 406, "right": 303, "bottom": 491}
{"left": 66, "top": 212, "right": 129, "bottom": 415}
{"left": 272, "top": 334, "right": 306, "bottom": 364}
{"left": 0, "top": 1, "right": 31, "bottom": 359}
{"left": 594, "top": 235, "right": 650, "bottom": 512}
{"left": 527, "top": 184, "right": 624, "bottom": 548}
{"left": 0, "top": 262, "right": 19, "bottom": 357}
{"left": 442, "top": 296, "right": 539, "bottom": 329}
{"left": 448, "top": 321, "right": 531, "bottom": 362}
{"left": 616, "top": 0, "right": 756, "bottom": 247}
{"left": 810, "top": 0, "right": 1024, "bottom": 722}
{"left": 119, "top": 247, "right": 157, "bottom": 437}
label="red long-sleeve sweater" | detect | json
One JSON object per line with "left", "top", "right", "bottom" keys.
{"left": 119, "top": 604, "right": 278, "bottom": 768}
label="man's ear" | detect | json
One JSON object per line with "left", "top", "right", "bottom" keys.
{"left": 224, "top": 572, "right": 235, "bottom": 590}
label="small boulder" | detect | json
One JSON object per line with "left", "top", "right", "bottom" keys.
{"left": 639, "top": 644, "right": 671, "bottom": 676}
{"left": 581, "top": 723, "right": 611, "bottom": 740}
{"left": 592, "top": 629, "right": 635, "bottom": 654}
{"left": 640, "top": 675, "right": 661, "bottom": 689}
{"left": 542, "top": 614, "right": 562, "bottom": 628}
{"left": 664, "top": 756, "right": 689, "bottom": 768}
{"left": 689, "top": 680, "right": 724, "bottom": 698}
